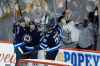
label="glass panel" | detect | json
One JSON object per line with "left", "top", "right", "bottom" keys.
{"left": 0, "top": 0, "right": 13, "bottom": 40}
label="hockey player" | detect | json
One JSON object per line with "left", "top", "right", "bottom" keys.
{"left": 15, "top": 18, "right": 63, "bottom": 60}
{"left": 13, "top": 17, "right": 41, "bottom": 60}
{"left": 44, "top": 18, "right": 63, "bottom": 60}
{"left": 13, "top": 17, "right": 27, "bottom": 60}
{"left": 13, "top": 17, "right": 26, "bottom": 44}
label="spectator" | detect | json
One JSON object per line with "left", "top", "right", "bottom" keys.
{"left": 87, "top": 6, "right": 99, "bottom": 49}
{"left": 59, "top": 9, "right": 80, "bottom": 48}
{"left": 77, "top": 19, "right": 95, "bottom": 49}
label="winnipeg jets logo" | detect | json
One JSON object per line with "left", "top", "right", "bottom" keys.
{"left": 23, "top": 34, "right": 32, "bottom": 42}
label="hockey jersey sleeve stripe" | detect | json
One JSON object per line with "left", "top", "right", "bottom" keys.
{"left": 47, "top": 44, "right": 61, "bottom": 51}
{"left": 40, "top": 45, "right": 46, "bottom": 49}
{"left": 40, "top": 43, "right": 48, "bottom": 48}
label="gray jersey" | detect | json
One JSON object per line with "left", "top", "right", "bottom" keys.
{"left": 79, "top": 23, "right": 94, "bottom": 48}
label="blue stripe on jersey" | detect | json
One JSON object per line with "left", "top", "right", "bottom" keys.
{"left": 40, "top": 43, "right": 48, "bottom": 48}
{"left": 47, "top": 44, "right": 61, "bottom": 51}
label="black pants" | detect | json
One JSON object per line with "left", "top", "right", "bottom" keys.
{"left": 46, "top": 49, "right": 58, "bottom": 60}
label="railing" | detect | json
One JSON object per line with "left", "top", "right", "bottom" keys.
{"left": 17, "top": 59, "right": 68, "bottom": 66}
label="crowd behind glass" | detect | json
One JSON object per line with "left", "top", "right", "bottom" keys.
{"left": 13, "top": 0, "right": 99, "bottom": 61}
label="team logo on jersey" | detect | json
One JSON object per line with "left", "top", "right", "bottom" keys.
{"left": 23, "top": 34, "right": 32, "bottom": 42}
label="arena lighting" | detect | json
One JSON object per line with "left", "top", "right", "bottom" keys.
{"left": 18, "top": 59, "right": 68, "bottom": 66}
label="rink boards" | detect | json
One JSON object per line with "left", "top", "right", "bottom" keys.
{"left": 0, "top": 42, "right": 100, "bottom": 66}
